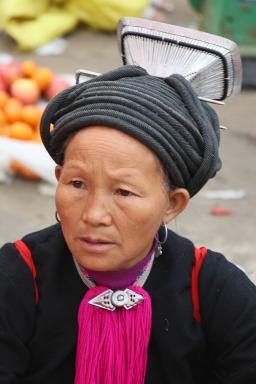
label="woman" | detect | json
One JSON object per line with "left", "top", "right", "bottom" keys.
{"left": 0, "top": 65, "right": 256, "bottom": 383}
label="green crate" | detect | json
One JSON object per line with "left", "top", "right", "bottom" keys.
{"left": 190, "top": 0, "right": 256, "bottom": 86}
{"left": 191, "top": 0, "right": 256, "bottom": 55}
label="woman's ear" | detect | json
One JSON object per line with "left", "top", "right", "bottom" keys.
{"left": 55, "top": 165, "right": 63, "bottom": 181}
{"left": 163, "top": 188, "right": 190, "bottom": 224}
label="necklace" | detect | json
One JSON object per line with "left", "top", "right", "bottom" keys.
{"left": 72, "top": 245, "right": 159, "bottom": 311}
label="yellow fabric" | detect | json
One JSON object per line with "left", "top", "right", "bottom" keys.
{"left": 3, "top": 7, "right": 77, "bottom": 51}
{"left": 0, "top": 0, "right": 49, "bottom": 21}
{"left": 65, "top": 0, "right": 149, "bottom": 30}
{"left": 0, "top": 0, "right": 149, "bottom": 51}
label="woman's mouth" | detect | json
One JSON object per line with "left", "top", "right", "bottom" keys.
{"left": 78, "top": 237, "right": 116, "bottom": 253}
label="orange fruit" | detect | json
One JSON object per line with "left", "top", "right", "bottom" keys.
{"left": 9, "top": 121, "right": 34, "bottom": 140}
{"left": 10, "top": 78, "right": 40, "bottom": 105}
{"left": 10, "top": 159, "right": 40, "bottom": 180}
{"left": 33, "top": 130, "right": 42, "bottom": 142}
{"left": 0, "top": 124, "right": 10, "bottom": 136}
{"left": 32, "top": 67, "right": 53, "bottom": 91}
{"left": 21, "top": 105, "right": 43, "bottom": 127}
{"left": 21, "top": 60, "right": 37, "bottom": 77}
{"left": 0, "top": 110, "right": 7, "bottom": 126}
{"left": 0, "top": 91, "right": 9, "bottom": 108}
{"left": 4, "top": 98, "right": 23, "bottom": 123}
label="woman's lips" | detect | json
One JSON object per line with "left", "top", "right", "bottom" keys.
{"left": 78, "top": 237, "right": 116, "bottom": 253}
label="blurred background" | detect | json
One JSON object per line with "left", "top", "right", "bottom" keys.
{"left": 0, "top": 0, "right": 255, "bottom": 278}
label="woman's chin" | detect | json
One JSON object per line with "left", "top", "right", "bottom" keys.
{"left": 74, "top": 253, "right": 119, "bottom": 272}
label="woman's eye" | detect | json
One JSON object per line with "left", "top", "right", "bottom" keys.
{"left": 71, "top": 180, "right": 84, "bottom": 189}
{"left": 116, "top": 188, "right": 134, "bottom": 197}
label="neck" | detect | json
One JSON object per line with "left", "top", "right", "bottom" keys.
{"left": 81, "top": 241, "right": 156, "bottom": 290}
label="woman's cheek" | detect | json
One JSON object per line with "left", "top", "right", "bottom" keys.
{"left": 115, "top": 198, "right": 142, "bottom": 216}
{"left": 116, "top": 198, "right": 154, "bottom": 225}
{"left": 56, "top": 186, "right": 76, "bottom": 216}
{"left": 59, "top": 184, "right": 83, "bottom": 203}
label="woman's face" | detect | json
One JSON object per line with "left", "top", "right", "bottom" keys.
{"left": 55, "top": 126, "right": 189, "bottom": 271}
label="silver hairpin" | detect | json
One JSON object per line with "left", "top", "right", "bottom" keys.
{"left": 74, "top": 70, "right": 227, "bottom": 107}
{"left": 198, "top": 97, "right": 225, "bottom": 105}
{"left": 75, "top": 69, "right": 228, "bottom": 130}
{"left": 75, "top": 69, "right": 100, "bottom": 84}
{"left": 75, "top": 69, "right": 227, "bottom": 130}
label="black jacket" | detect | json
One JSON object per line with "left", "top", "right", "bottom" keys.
{"left": 0, "top": 224, "right": 256, "bottom": 383}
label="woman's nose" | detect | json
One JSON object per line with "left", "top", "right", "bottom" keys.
{"left": 81, "top": 193, "right": 112, "bottom": 226}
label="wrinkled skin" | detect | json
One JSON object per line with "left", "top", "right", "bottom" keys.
{"left": 55, "top": 126, "right": 189, "bottom": 271}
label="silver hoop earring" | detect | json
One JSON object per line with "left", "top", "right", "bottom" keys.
{"left": 157, "top": 223, "right": 168, "bottom": 245}
{"left": 155, "top": 223, "right": 168, "bottom": 258}
{"left": 55, "top": 211, "right": 61, "bottom": 223}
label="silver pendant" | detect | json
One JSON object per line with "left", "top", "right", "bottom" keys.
{"left": 89, "top": 288, "right": 144, "bottom": 311}
{"left": 155, "top": 244, "right": 162, "bottom": 258}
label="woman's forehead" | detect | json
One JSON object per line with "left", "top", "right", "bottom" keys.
{"left": 64, "top": 126, "right": 162, "bottom": 172}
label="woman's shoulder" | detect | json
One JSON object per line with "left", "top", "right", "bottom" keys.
{"left": 199, "top": 248, "right": 256, "bottom": 319}
{"left": 164, "top": 228, "right": 255, "bottom": 299}
{"left": 21, "top": 223, "right": 64, "bottom": 250}
{"left": 197, "top": 248, "right": 256, "bottom": 378}
{"left": 0, "top": 224, "right": 66, "bottom": 285}
{"left": 162, "top": 228, "right": 196, "bottom": 272}
{"left": 165, "top": 227, "right": 245, "bottom": 277}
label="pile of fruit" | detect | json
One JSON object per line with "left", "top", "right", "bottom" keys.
{"left": 0, "top": 60, "right": 71, "bottom": 179}
{"left": 0, "top": 60, "right": 71, "bottom": 141}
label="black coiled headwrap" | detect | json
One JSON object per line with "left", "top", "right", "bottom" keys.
{"left": 40, "top": 65, "right": 221, "bottom": 197}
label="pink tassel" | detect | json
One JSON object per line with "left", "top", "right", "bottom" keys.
{"left": 74, "top": 286, "right": 152, "bottom": 384}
